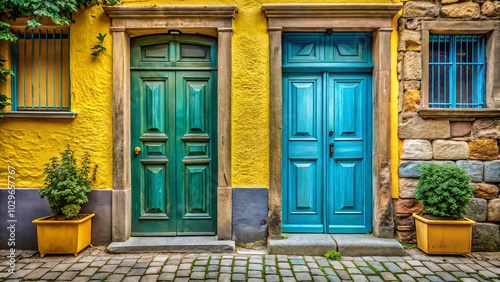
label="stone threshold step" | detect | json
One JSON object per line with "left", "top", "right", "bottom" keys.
{"left": 268, "top": 234, "right": 405, "bottom": 256}
{"left": 107, "top": 236, "right": 235, "bottom": 254}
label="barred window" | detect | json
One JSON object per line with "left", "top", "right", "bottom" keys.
{"left": 10, "top": 27, "right": 70, "bottom": 111}
{"left": 428, "top": 34, "right": 486, "bottom": 109}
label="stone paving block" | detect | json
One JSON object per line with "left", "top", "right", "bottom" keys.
{"left": 350, "top": 275, "right": 369, "bottom": 282}
{"left": 248, "top": 270, "right": 263, "bottom": 278}
{"left": 175, "top": 270, "right": 190, "bottom": 277}
{"left": 265, "top": 265, "right": 277, "bottom": 274}
{"left": 22, "top": 262, "right": 43, "bottom": 269}
{"left": 359, "top": 266, "right": 376, "bottom": 275}
{"left": 383, "top": 262, "right": 405, "bottom": 273}
{"left": 162, "top": 265, "right": 178, "bottom": 272}
{"left": 280, "top": 269, "right": 294, "bottom": 276}
{"left": 296, "top": 272, "right": 313, "bottom": 281}
{"left": 190, "top": 271, "right": 205, "bottom": 279}
{"left": 354, "top": 261, "right": 368, "bottom": 267}
{"left": 140, "top": 275, "right": 160, "bottom": 282}
{"left": 23, "top": 268, "right": 49, "bottom": 280}
{"left": 108, "top": 259, "right": 123, "bottom": 265}
{"left": 310, "top": 268, "right": 324, "bottom": 276}
{"left": 265, "top": 274, "right": 280, "bottom": 282}
{"left": 145, "top": 266, "right": 161, "bottom": 274}
{"left": 100, "top": 264, "right": 118, "bottom": 272}
{"left": 57, "top": 270, "right": 80, "bottom": 280}
{"left": 342, "top": 261, "right": 356, "bottom": 268}
{"left": 127, "top": 268, "right": 146, "bottom": 276}
{"left": 233, "top": 266, "right": 247, "bottom": 273}
{"left": 451, "top": 271, "right": 469, "bottom": 278}
{"left": 367, "top": 276, "right": 384, "bottom": 282}
{"left": 312, "top": 276, "right": 328, "bottom": 282}
{"left": 397, "top": 274, "right": 416, "bottom": 281}
{"left": 41, "top": 271, "right": 62, "bottom": 280}
{"left": 406, "top": 270, "right": 423, "bottom": 277}
{"left": 79, "top": 267, "right": 99, "bottom": 276}
{"left": 69, "top": 262, "right": 91, "bottom": 271}
{"left": 220, "top": 260, "right": 233, "bottom": 266}
{"left": 173, "top": 278, "right": 189, "bottom": 282}
{"left": 234, "top": 260, "right": 247, "bottom": 266}
{"left": 220, "top": 266, "right": 231, "bottom": 273}
{"left": 90, "top": 260, "right": 107, "bottom": 267}
{"left": 248, "top": 263, "right": 263, "bottom": 271}
{"left": 120, "top": 259, "right": 138, "bottom": 266}
{"left": 279, "top": 262, "right": 291, "bottom": 269}
{"left": 282, "top": 277, "right": 298, "bottom": 282}
{"left": 51, "top": 263, "right": 72, "bottom": 272}
{"left": 407, "top": 260, "right": 424, "bottom": 266}
{"left": 327, "top": 275, "right": 342, "bottom": 282}
{"left": 247, "top": 279, "right": 264, "bottom": 282}
{"left": 367, "top": 261, "right": 387, "bottom": 272}
{"left": 435, "top": 271, "right": 459, "bottom": 281}
{"left": 293, "top": 265, "right": 309, "bottom": 272}
{"left": 329, "top": 261, "right": 344, "bottom": 270}
{"left": 437, "top": 263, "right": 460, "bottom": 271}
{"left": 158, "top": 272, "right": 175, "bottom": 281}
{"left": 478, "top": 269, "right": 499, "bottom": 278}
{"left": 396, "top": 262, "right": 413, "bottom": 270}
{"left": 422, "top": 261, "right": 443, "bottom": 272}
{"left": 425, "top": 275, "right": 445, "bottom": 282}
{"left": 134, "top": 261, "right": 149, "bottom": 268}
{"left": 104, "top": 274, "right": 125, "bottom": 281}
{"left": 416, "top": 278, "right": 431, "bottom": 282}
{"left": 232, "top": 273, "right": 246, "bottom": 281}
{"left": 380, "top": 272, "right": 398, "bottom": 281}
{"left": 191, "top": 266, "right": 206, "bottom": 272}
{"left": 323, "top": 268, "right": 335, "bottom": 275}
{"left": 290, "top": 258, "right": 306, "bottom": 265}
{"left": 336, "top": 270, "right": 351, "bottom": 280}
{"left": 347, "top": 267, "right": 362, "bottom": 274}
{"left": 123, "top": 276, "right": 142, "bottom": 282}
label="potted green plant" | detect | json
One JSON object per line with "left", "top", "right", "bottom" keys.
{"left": 412, "top": 163, "right": 475, "bottom": 254}
{"left": 32, "top": 145, "right": 98, "bottom": 257}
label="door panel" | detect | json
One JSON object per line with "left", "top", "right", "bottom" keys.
{"left": 283, "top": 71, "right": 372, "bottom": 234}
{"left": 131, "top": 71, "right": 176, "bottom": 235}
{"left": 131, "top": 35, "right": 217, "bottom": 236}
{"left": 327, "top": 74, "right": 372, "bottom": 233}
{"left": 176, "top": 71, "right": 216, "bottom": 234}
{"left": 283, "top": 74, "right": 324, "bottom": 232}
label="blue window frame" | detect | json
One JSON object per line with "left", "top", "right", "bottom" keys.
{"left": 429, "top": 34, "right": 486, "bottom": 108}
{"left": 10, "top": 28, "right": 71, "bottom": 111}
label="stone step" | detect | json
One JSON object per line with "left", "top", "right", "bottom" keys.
{"left": 107, "top": 236, "right": 235, "bottom": 254}
{"left": 268, "top": 234, "right": 405, "bottom": 256}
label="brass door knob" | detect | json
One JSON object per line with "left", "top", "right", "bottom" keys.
{"left": 134, "top": 147, "right": 141, "bottom": 155}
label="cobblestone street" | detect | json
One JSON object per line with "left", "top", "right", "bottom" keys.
{"left": 1, "top": 247, "right": 500, "bottom": 281}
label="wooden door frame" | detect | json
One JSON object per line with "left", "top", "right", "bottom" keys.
{"left": 262, "top": 3, "right": 402, "bottom": 239}
{"left": 104, "top": 5, "right": 237, "bottom": 242}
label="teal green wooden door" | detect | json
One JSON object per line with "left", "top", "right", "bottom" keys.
{"left": 130, "top": 35, "right": 217, "bottom": 235}
{"left": 282, "top": 33, "right": 373, "bottom": 234}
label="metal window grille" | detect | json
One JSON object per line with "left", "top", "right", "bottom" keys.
{"left": 429, "top": 34, "right": 486, "bottom": 108}
{"left": 10, "top": 28, "right": 70, "bottom": 111}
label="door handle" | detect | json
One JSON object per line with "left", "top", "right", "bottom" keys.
{"left": 329, "top": 142, "right": 334, "bottom": 157}
{"left": 134, "top": 147, "right": 141, "bottom": 155}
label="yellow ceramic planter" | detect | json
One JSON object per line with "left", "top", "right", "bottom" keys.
{"left": 412, "top": 213, "right": 475, "bottom": 255}
{"left": 32, "top": 213, "right": 94, "bottom": 258}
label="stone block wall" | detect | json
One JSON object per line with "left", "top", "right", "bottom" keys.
{"left": 397, "top": 0, "right": 500, "bottom": 251}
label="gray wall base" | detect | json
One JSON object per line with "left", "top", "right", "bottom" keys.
{"left": 232, "top": 188, "right": 268, "bottom": 243}
{"left": 0, "top": 189, "right": 112, "bottom": 250}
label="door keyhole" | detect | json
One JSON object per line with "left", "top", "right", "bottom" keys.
{"left": 329, "top": 131, "right": 333, "bottom": 136}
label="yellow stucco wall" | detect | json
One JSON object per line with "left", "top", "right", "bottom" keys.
{"left": 0, "top": 0, "right": 400, "bottom": 191}
{"left": 0, "top": 6, "right": 113, "bottom": 189}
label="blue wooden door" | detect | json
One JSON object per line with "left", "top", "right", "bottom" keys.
{"left": 282, "top": 33, "right": 373, "bottom": 234}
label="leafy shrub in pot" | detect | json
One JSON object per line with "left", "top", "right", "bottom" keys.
{"left": 38, "top": 146, "right": 98, "bottom": 219}
{"left": 415, "top": 163, "right": 474, "bottom": 220}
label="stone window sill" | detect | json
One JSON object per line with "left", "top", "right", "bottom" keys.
{"left": 418, "top": 108, "right": 500, "bottom": 120}
{"left": 2, "top": 111, "right": 77, "bottom": 119}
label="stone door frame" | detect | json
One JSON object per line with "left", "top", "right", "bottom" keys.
{"left": 262, "top": 3, "right": 402, "bottom": 238}
{"left": 104, "top": 5, "right": 237, "bottom": 242}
